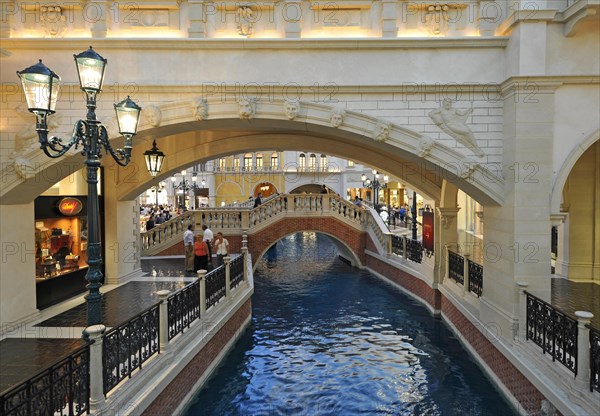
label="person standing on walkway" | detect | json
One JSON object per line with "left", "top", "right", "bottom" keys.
{"left": 194, "top": 234, "right": 210, "bottom": 272}
{"left": 213, "top": 232, "right": 229, "bottom": 267}
{"left": 183, "top": 224, "right": 195, "bottom": 272}
{"left": 202, "top": 224, "right": 214, "bottom": 268}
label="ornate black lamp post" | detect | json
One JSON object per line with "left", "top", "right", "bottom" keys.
{"left": 150, "top": 182, "right": 165, "bottom": 206}
{"left": 361, "top": 169, "right": 388, "bottom": 209}
{"left": 171, "top": 171, "right": 200, "bottom": 211}
{"left": 17, "top": 47, "right": 142, "bottom": 327}
{"left": 412, "top": 191, "right": 418, "bottom": 240}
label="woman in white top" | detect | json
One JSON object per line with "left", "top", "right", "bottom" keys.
{"left": 213, "top": 232, "right": 229, "bottom": 267}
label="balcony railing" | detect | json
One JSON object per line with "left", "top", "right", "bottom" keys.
{"left": 590, "top": 325, "right": 600, "bottom": 393}
{"left": 102, "top": 304, "right": 160, "bottom": 395}
{"left": 0, "top": 344, "right": 91, "bottom": 416}
{"left": 168, "top": 280, "right": 200, "bottom": 341}
{"left": 525, "top": 292, "right": 578, "bottom": 375}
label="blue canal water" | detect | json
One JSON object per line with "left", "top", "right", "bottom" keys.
{"left": 184, "top": 233, "right": 517, "bottom": 416}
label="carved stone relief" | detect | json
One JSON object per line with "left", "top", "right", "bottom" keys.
{"left": 283, "top": 99, "right": 300, "bottom": 120}
{"left": 193, "top": 98, "right": 209, "bottom": 120}
{"left": 373, "top": 121, "right": 391, "bottom": 142}
{"left": 238, "top": 99, "right": 255, "bottom": 119}
{"left": 41, "top": 6, "right": 67, "bottom": 38}
{"left": 329, "top": 108, "right": 346, "bottom": 128}
{"left": 145, "top": 105, "right": 162, "bottom": 127}
{"left": 237, "top": 6, "right": 255, "bottom": 37}
{"left": 429, "top": 99, "right": 485, "bottom": 158}
{"left": 417, "top": 136, "right": 435, "bottom": 157}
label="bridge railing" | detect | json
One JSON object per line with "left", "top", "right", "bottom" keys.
{"left": 141, "top": 210, "right": 195, "bottom": 252}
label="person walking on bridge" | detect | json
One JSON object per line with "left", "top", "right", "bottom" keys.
{"left": 183, "top": 225, "right": 195, "bottom": 272}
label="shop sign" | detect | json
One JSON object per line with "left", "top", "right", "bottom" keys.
{"left": 422, "top": 210, "right": 434, "bottom": 252}
{"left": 58, "top": 197, "right": 83, "bottom": 216}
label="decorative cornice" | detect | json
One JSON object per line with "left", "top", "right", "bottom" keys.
{"left": 0, "top": 37, "right": 510, "bottom": 51}
{"left": 496, "top": 9, "right": 559, "bottom": 36}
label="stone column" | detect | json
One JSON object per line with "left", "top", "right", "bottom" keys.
{"left": 381, "top": 0, "right": 398, "bottom": 37}
{"left": 198, "top": 269, "right": 207, "bottom": 314}
{"left": 225, "top": 256, "right": 231, "bottom": 299}
{"left": 284, "top": 0, "right": 302, "bottom": 38}
{"left": 88, "top": 1, "right": 108, "bottom": 38}
{"left": 574, "top": 311, "right": 594, "bottom": 388}
{"left": 435, "top": 206, "right": 460, "bottom": 286}
{"left": 188, "top": 0, "right": 207, "bottom": 38}
{"left": 85, "top": 324, "right": 106, "bottom": 413}
{"left": 157, "top": 290, "right": 171, "bottom": 352}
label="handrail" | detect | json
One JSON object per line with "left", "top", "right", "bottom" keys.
{"left": 0, "top": 342, "right": 92, "bottom": 416}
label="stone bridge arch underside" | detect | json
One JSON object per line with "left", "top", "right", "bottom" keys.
{"left": 248, "top": 218, "right": 366, "bottom": 270}
{"left": 1, "top": 99, "right": 504, "bottom": 207}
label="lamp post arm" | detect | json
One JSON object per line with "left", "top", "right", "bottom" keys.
{"left": 38, "top": 118, "right": 86, "bottom": 159}
{"left": 98, "top": 125, "right": 131, "bottom": 166}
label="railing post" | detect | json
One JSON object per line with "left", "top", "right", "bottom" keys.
{"left": 402, "top": 235, "right": 407, "bottom": 259}
{"left": 157, "top": 290, "right": 171, "bottom": 352}
{"left": 225, "top": 256, "right": 231, "bottom": 299}
{"left": 241, "top": 247, "right": 248, "bottom": 283}
{"left": 198, "top": 269, "right": 207, "bottom": 314}
{"left": 575, "top": 311, "right": 594, "bottom": 388}
{"left": 462, "top": 253, "right": 470, "bottom": 295}
{"left": 516, "top": 282, "right": 529, "bottom": 342}
{"left": 387, "top": 234, "right": 392, "bottom": 256}
{"left": 443, "top": 245, "right": 449, "bottom": 283}
{"left": 85, "top": 324, "right": 106, "bottom": 413}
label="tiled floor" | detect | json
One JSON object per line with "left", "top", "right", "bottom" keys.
{"left": 36, "top": 280, "right": 189, "bottom": 328}
{"left": 0, "top": 338, "right": 87, "bottom": 393}
{"left": 552, "top": 277, "right": 600, "bottom": 328}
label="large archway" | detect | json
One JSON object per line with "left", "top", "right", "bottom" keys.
{"left": 2, "top": 100, "right": 504, "bottom": 207}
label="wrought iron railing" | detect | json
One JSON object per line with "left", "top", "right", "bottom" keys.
{"left": 448, "top": 250, "right": 464, "bottom": 285}
{"left": 205, "top": 266, "right": 227, "bottom": 310}
{"left": 0, "top": 343, "right": 91, "bottom": 416}
{"left": 590, "top": 324, "right": 600, "bottom": 393}
{"left": 406, "top": 238, "right": 423, "bottom": 263}
{"left": 230, "top": 255, "right": 245, "bottom": 289}
{"left": 468, "top": 258, "right": 483, "bottom": 297}
{"left": 525, "top": 292, "right": 577, "bottom": 375}
{"left": 102, "top": 304, "right": 160, "bottom": 395}
{"left": 167, "top": 280, "right": 200, "bottom": 341}
{"left": 391, "top": 234, "right": 403, "bottom": 256}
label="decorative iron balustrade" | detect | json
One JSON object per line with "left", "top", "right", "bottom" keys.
{"left": 205, "top": 266, "right": 227, "bottom": 310}
{"left": 0, "top": 343, "right": 91, "bottom": 416}
{"left": 230, "top": 255, "right": 245, "bottom": 289}
{"left": 167, "top": 280, "right": 200, "bottom": 341}
{"left": 590, "top": 325, "right": 600, "bottom": 393}
{"left": 448, "top": 251, "right": 464, "bottom": 285}
{"left": 468, "top": 259, "right": 483, "bottom": 297}
{"left": 103, "top": 304, "right": 160, "bottom": 395}
{"left": 406, "top": 238, "right": 423, "bottom": 264}
{"left": 391, "top": 234, "right": 403, "bottom": 256}
{"left": 526, "top": 292, "right": 577, "bottom": 375}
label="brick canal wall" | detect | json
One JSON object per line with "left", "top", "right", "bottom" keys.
{"left": 142, "top": 299, "right": 252, "bottom": 415}
{"left": 365, "top": 251, "right": 546, "bottom": 415}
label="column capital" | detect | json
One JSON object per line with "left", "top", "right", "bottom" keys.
{"left": 436, "top": 207, "right": 460, "bottom": 229}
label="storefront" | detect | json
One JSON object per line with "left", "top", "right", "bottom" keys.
{"left": 34, "top": 195, "right": 105, "bottom": 309}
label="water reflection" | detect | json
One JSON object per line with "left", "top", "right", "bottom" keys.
{"left": 184, "top": 232, "right": 516, "bottom": 416}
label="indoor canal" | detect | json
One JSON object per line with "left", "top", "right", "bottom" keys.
{"left": 183, "top": 232, "right": 517, "bottom": 415}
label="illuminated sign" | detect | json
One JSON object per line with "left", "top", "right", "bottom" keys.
{"left": 422, "top": 210, "right": 434, "bottom": 253}
{"left": 58, "top": 197, "right": 83, "bottom": 216}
